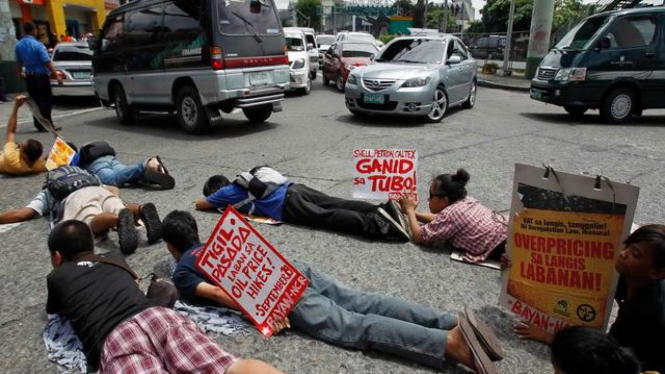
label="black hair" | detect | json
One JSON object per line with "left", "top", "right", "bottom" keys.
{"left": 23, "top": 139, "right": 44, "bottom": 164}
{"left": 431, "top": 168, "right": 470, "bottom": 203}
{"left": 162, "top": 210, "right": 201, "bottom": 253}
{"left": 551, "top": 326, "right": 640, "bottom": 374}
{"left": 48, "top": 220, "right": 94, "bottom": 260}
{"left": 66, "top": 142, "right": 78, "bottom": 152}
{"left": 23, "top": 22, "right": 36, "bottom": 35}
{"left": 624, "top": 224, "right": 665, "bottom": 269}
{"left": 203, "top": 175, "right": 230, "bottom": 197}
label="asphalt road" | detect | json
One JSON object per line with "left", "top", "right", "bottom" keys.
{"left": 1, "top": 80, "right": 664, "bottom": 374}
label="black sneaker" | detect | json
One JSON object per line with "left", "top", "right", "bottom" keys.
{"left": 377, "top": 207, "right": 411, "bottom": 242}
{"left": 118, "top": 209, "right": 138, "bottom": 255}
{"left": 382, "top": 200, "right": 411, "bottom": 236}
{"left": 140, "top": 203, "right": 162, "bottom": 244}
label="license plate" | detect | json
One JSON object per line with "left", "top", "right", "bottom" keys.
{"left": 249, "top": 72, "right": 269, "bottom": 86}
{"left": 531, "top": 90, "right": 543, "bottom": 99}
{"left": 72, "top": 71, "right": 91, "bottom": 79}
{"left": 364, "top": 93, "right": 385, "bottom": 105}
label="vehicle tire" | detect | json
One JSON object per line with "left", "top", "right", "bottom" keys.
{"left": 176, "top": 85, "right": 210, "bottom": 134}
{"left": 299, "top": 77, "right": 311, "bottom": 95}
{"left": 564, "top": 105, "right": 587, "bottom": 118}
{"left": 243, "top": 105, "right": 272, "bottom": 123}
{"left": 112, "top": 84, "right": 135, "bottom": 125}
{"left": 350, "top": 109, "right": 369, "bottom": 117}
{"left": 336, "top": 73, "right": 345, "bottom": 92}
{"left": 323, "top": 74, "right": 330, "bottom": 86}
{"left": 462, "top": 80, "right": 477, "bottom": 109}
{"left": 424, "top": 87, "right": 449, "bottom": 123}
{"left": 600, "top": 87, "right": 634, "bottom": 124}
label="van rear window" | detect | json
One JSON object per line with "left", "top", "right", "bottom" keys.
{"left": 217, "top": 0, "right": 280, "bottom": 35}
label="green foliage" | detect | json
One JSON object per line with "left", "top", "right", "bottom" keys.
{"left": 553, "top": 0, "right": 591, "bottom": 31}
{"left": 465, "top": 20, "right": 484, "bottom": 33}
{"left": 392, "top": 0, "right": 414, "bottom": 15}
{"left": 473, "top": 0, "right": 589, "bottom": 34}
{"left": 295, "top": 0, "right": 321, "bottom": 30}
{"left": 426, "top": 7, "right": 457, "bottom": 31}
{"left": 380, "top": 34, "right": 398, "bottom": 44}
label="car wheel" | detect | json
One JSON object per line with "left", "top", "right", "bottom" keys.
{"left": 350, "top": 109, "right": 369, "bottom": 117}
{"left": 176, "top": 85, "right": 209, "bottom": 134}
{"left": 425, "top": 87, "right": 448, "bottom": 123}
{"left": 243, "top": 105, "right": 272, "bottom": 123}
{"left": 462, "top": 80, "right": 477, "bottom": 109}
{"left": 336, "top": 74, "right": 345, "bottom": 92}
{"left": 299, "top": 77, "right": 311, "bottom": 95}
{"left": 564, "top": 105, "right": 587, "bottom": 118}
{"left": 113, "top": 84, "right": 135, "bottom": 125}
{"left": 600, "top": 87, "right": 634, "bottom": 124}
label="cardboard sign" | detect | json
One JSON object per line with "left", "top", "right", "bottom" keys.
{"left": 196, "top": 206, "right": 309, "bottom": 337}
{"left": 352, "top": 149, "right": 417, "bottom": 200}
{"left": 500, "top": 164, "right": 639, "bottom": 333}
{"left": 45, "top": 137, "right": 76, "bottom": 171}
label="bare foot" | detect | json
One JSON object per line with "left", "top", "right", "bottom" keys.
{"left": 146, "top": 157, "right": 160, "bottom": 172}
{"left": 513, "top": 320, "right": 554, "bottom": 345}
{"left": 444, "top": 325, "right": 474, "bottom": 369}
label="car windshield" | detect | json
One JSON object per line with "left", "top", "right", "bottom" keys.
{"left": 342, "top": 43, "right": 378, "bottom": 57}
{"left": 216, "top": 0, "right": 280, "bottom": 35}
{"left": 53, "top": 46, "right": 93, "bottom": 61}
{"left": 556, "top": 16, "right": 612, "bottom": 50}
{"left": 348, "top": 33, "right": 375, "bottom": 44}
{"left": 285, "top": 35, "right": 304, "bottom": 51}
{"left": 377, "top": 39, "right": 445, "bottom": 64}
{"left": 317, "top": 35, "right": 335, "bottom": 45}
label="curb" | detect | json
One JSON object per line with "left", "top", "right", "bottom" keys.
{"left": 478, "top": 79, "right": 530, "bottom": 93}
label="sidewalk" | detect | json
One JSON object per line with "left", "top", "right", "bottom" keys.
{"left": 476, "top": 70, "right": 531, "bottom": 93}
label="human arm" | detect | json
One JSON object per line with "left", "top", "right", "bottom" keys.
{"left": 415, "top": 212, "right": 437, "bottom": 223}
{"left": 46, "top": 61, "right": 63, "bottom": 85}
{"left": 398, "top": 194, "right": 425, "bottom": 244}
{"left": 0, "top": 207, "right": 39, "bottom": 224}
{"left": 226, "top": 359, "right": 286, "bottom": 374}
{"left": 5, "top": 96, "right": 27, "bottom": 144}
{"left": 38, "top": 44, "right": 62, "bottom": 84}
{"left": 513, "top": 320, "right": 553, "bottom": 345}
{"left": 16, "top": 61, "right": 25, "bottom": 80}
{"left": 195, "top": 198, "right": 216, "bottom": 211}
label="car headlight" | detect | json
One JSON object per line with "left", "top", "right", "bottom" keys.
{"left": 292, "top": 58, "right": 305, "bottom": 70}
{"left": 554, "top": 67, "right": 586, "bottom": 82}
{"left": 347, "top": 74, "right": 357, "bottom": 85}
{"left": 401, "top": 76, "right": 431, "bottom": 88}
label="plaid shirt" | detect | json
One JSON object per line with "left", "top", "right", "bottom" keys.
{"left": 421, "top": 197, "right": 507, "bottom": 263}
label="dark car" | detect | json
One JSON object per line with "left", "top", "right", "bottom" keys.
{"left": 322, "top": 42, "right": 379, "bottom": 92}
{"left": 531, "top": 7, "right": 665, "bottom": 123}
{"left": 469, "top": 35, "right": 506, "bottom": 60}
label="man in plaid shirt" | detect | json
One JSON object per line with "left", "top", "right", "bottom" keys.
{"left": 45, "top": 220, "right": 284, "bottom": 374}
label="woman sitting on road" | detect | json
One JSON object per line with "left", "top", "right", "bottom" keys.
{"left": 398, "top": 169, "right": 508, "bottom": 263}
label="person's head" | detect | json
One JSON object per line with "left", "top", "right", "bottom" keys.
{"left": 23, "top": 22, "right": 37, "bottom": 36}
{"left": 203, "top": 175, "right": 230, "bottom": 197}
{"left": 162, "top": 210, "right": 201, "bottom": 261}
{"left": 428, "top": 168, "right": 470, "bottom": 213}
{"left": 551, "top": 326, "right": 640, "bottom": 374}
{"left": 616, "top": 224, "right": 665, "bottom": 281}
{"left": 48, "top": 220, "right": 94, "bottom": 267}
{"left": 20, "top": 139, "right": 44, "bottom": 165}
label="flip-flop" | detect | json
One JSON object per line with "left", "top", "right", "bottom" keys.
{"left": 143, "top": 169, "right": 175, "bottom": 190}
{"left": 154, "top": 155, "right": 169, "bottom": 175}
{"left": 459, "top": 319, "right": 498, "bottom": 374}
{"left": 464, "top": 306, "right": 504, "bottom": 361}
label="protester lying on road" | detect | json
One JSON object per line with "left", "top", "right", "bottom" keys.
{"left": 550, "top": 326, "right": 643, "bottom": 374}
{"left": 398, "top": 169, "right": 508, "bottom": 263}
{"left": 45, "top": 220, "right": 284, "bottom": 374}
{"left": 0, "top": 96, "right": 48, "bottom": 175}
{"left": 0, "top": 165, "right": 162, "bottom": 255}
{"left": 162, "top": 210, "right": 504, "bottom": 374}
{"left": 195, "top": 166, "right": 409, "bottom": 241}
{"left": 70, "top": 141, "right": 174, "bottom": 189}
{"left": 503, "top": 224, "right": 665, "bottom": 373}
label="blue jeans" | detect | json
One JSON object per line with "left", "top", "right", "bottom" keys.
{"left": 289, "top": 262, "right": 457, "bottom": 369}
{"left": 87, "top": 156, "right": 146, "bottom": 186}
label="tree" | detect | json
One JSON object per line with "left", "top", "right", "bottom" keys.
{"left": 553, "top": 0, "right": 590, "bottom": 31}
{"left": 478, "top": 0, "right": 533, "bottom": 33}
{"left": 392, "top": 0, "right": 414, "bottom": 16}
{"left": 465, "top": 20, "right": 485, "bottom": 33}
{"left": 426, "top": 7, "right": 457, "bottom": 32}
{"left": 295, "top": 0, "right": 321, "bottom": 30}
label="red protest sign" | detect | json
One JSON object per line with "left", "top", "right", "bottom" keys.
{"left": 196, "top": 206, "right": 310, "bottom": 337}
{"left": 352, "top": 149, "right": 418, "bottom": 200}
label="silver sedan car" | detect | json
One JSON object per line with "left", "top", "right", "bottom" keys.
{"left": 345, "top": 34, "right": 477, "bottom": 122}
{"left": 50, "top": 42, "right": 94, "bottom": 97}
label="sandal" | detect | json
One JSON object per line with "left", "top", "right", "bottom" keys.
{"left": 464, "top": 306, "right": 504, "bottom": 361}
{"left": 154, "top": 155, "right": 169, "bottom": 174}
{"left": 459, "top": 319, "right": 498, "bottom": 374}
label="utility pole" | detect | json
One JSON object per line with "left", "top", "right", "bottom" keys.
{"left": 502, "top": 0, "right": 516, "bottom": 75}
{"left": 525, "top": 0, "right": 555, "bottom": 79}
{"left": 291, "top": 1, "right": 297, "bottom": 26}
{"left": 442, "top": 0, "right": 449, "bottom": 32}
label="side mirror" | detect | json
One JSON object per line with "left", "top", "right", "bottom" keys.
{"left": 597, "top": 35, "right": 611, "bottom": 50}
{"left": 448, "top": 55, "right": 461, "bottom": 65}
{"left": 307, "top": 43, "right": 314, "bottom": 50}
{"left": 370, "top": 53, "right": 376, "bottom": 61}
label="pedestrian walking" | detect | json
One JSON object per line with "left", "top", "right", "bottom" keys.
{"left": 15, "top": 22, "right": 63, "bottom": 132}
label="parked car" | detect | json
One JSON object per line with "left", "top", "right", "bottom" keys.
{"left": 316, "top": 34, "right": 335, "bottom": 63}
{"left": 531, "top": 7, "right": 665, "bottom": 123}
{"left": 286, "top": 27, "right": 318, "bottom": 80}
{"left": 50, "top": 42, "right": 94, "bottom": 97}
{"left": 345, "top": 34, "right": 477, "bottom": 123}
{"left": 335, "top": 31, "right": 380, "bottom": 47}
{"left": 468, "top": 35, "right": 506, "bottom": 60}
{"left": 93, "top": 0, "right": 290, "bottom": 134}
{"left": 284, "top": 28, "right": 312, "bottom": 94}
{"left": 322, "top": 42, "right": 379, "bottom": 92}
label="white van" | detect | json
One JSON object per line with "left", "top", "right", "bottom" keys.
{"left": 283, "top": 28, "right": 311, "bottom": 94}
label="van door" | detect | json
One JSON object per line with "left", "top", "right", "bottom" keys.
{"left": 95, "top": 14, "right": 129, "bottom": 97}
{"left": 585, "top": 15, "right": 658, "bottom": 105}
{"left": 444, "top": 39, "right": 464, "bottom": 103}
{"left": 125, "top": 3, "right": 166, "bottom": 104}
{"left": 651, "top": 14, "right": 665, "bottom": 107}
{"left": 454, "top": 38, "right": 474, "bottom": 96}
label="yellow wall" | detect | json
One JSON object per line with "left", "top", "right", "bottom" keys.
{"left": 46, "top": 0, "right": 107, "bottom": 38}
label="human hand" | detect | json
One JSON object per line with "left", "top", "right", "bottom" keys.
{"left": 56, "top": 73, "right": 64, "bottom": 85}
{"left": 19, "top": 72, "right": 26, "bottom": 80}
{"left": 398, "top": 193, "right": 418, "bottom": 212}
{"left": 271, "top": 317, "right": 291, "bottom": 335}
{"left": 513, "top": 320, "right": 553, "bottom": 344}
{"left": 14, "top": 95, "right": 27, "bottom": 107}
{"left": 500, "top": 253, "right": 511, "bottom": 270}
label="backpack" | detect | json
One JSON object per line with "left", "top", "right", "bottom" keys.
{"left": 44, "top": 166, "right": 102, "bottom": 201}
{"left": 232, "top": 166, "right": 289, "bottom": 214}
{"left": 79, "top": 141, "right": 116, "bottom": 166}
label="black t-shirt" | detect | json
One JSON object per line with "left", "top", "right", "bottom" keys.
{"left": 46, "top": 254, "right": 152, "bottom": 369}
{"left": 172, "top": 244, "right": 216, "bottom": 306}
{"left": 609, "top": 277, "right": 665, "bottom": 373}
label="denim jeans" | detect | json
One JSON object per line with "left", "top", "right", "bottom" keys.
{"left": 87, "top": 156, "right": 146, "bottom": 186}
{"left": 289, "top": 262, "right": 458, "bottom": 369}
